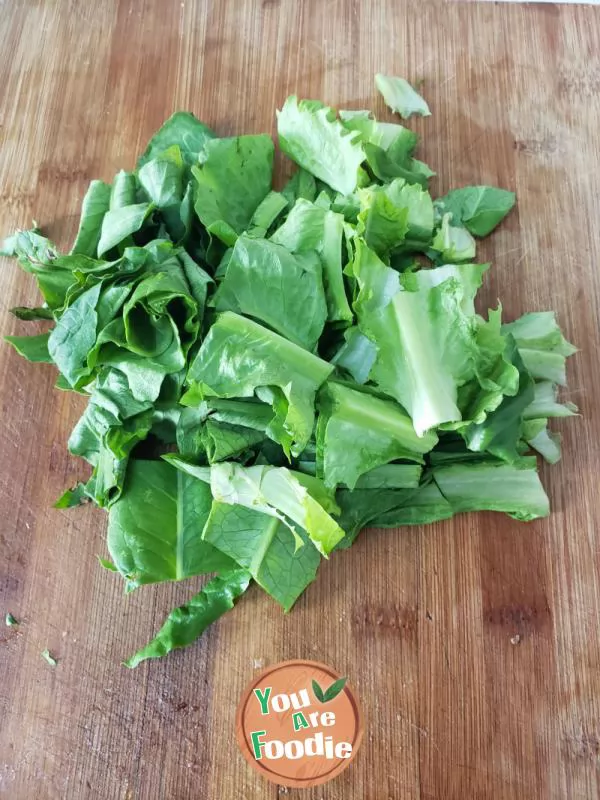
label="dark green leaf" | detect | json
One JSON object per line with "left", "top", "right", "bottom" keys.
{"left": 97, "top": 202, "right": 154, "bottom": 257}
{"left": 107, "top": 459, "right": 235, "bottom": 588}
{"left": 10, "top": 306, "right": 54, "bottom": 321}
{"left": 193, "top": 135, "right": 274, "bottom": 241}
{"left": 213, "top": 235, "right": 327, "bottom": 350}
{"left": 5, "top": 332, "right": 52, "bottom": 363}
{"left": 202, "top": 502, "right": 320, "bottom": 611}
{"left": 137, "top": 111, "right": 215, "bottom": 168}
{"left": 71, "top": 180, "right": 111, "bottom": 257}
{"left": 436, "top": 186, "right": 516, "bottom": 237}
{"left": 123, "top": 569, "right": 251, "bottom": 668}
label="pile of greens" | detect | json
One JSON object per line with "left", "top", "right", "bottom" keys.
{"left": 2, "top": 75, "right": 577, "bottom": 667}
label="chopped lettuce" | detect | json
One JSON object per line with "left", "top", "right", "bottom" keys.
{"left": 435, "top": 186, "right": 516, "bottom": 237}
{"left": 277, "top": 96, "right": 365, "bottom": 195}
{"left": 2, "top": 76, "right": 578, "bottom": 666}
{"left": 316, "top": 381, "right": 436, "bottom": 489}
{"left": 375, "top": 73, "right": 431, "bottom": 119}
{"left": 185, "top": 311, "right": 333, "bottom": 455}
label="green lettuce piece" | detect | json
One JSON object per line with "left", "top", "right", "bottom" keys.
{"left": 48, "top": 282, "right": 102, "bottom": 385}
{"left": 247, "top": 191, "right": 288, "bottom": 237}
{"left": 384, "top": 179, "right": 434, "bottom": 244}
{"left": 71, "top": 180, "right": 111, "bottom": 257}
{"left": 5, "top": 332, "right": 52, "bottom": 363}
{"left": 362, "top": 142, "right": 430, "bottom": 187}
{"left": 330, "top": 327, "right": 377, "bottom": 383}
{"left": 333, "top": 488, "right": 408, "bottom": 545}
{"left": 316, "top": 381, "right": 437, "bottom": 489}
{"left": 433, "top": 458, "right": 550, "bottom": 521}
{"left": 137, "top": 111, "right": 215, "bottom": 169}
{"left": 1, "top": 226, "right": 57, "bottom": 262}
{"left": 455, "top": 306, "right": 520, "bottom": 426}
{"left": 519, "top": 349, "right": 569, "bottom": 386}
{"left": 502, "top": 311, "right": 576, "bottom": 386}
{"left": 521, "top": 418, "right": 561, "bottom": 464}
{"left": 66, "top": 372, "right": 155, "bottom": 507}
{"left": 282, "top": 168, "right": 317, "bottom": 205}
{"left": 9, "top": 306, "right": 54, "bottom": 321}
{"left": 270, "top": 199, "right": 352, "bottom": 323}
{"left": 277, "top": 96, "right": 365, "bottom": 195}
{"left": 138, "top": 144, "right": 185, "bottom": 209}
{"left": 185, "top": 312, "right": 333, "bottom": 455}
{"left": 192, "top": 135, "right": 274, "bottom": 243}
{"left": 107, "top": 459, "right": 235, "bottom": 589}
{"left": 169, "top": 459, "right": 344, "bottom": 556}
{"left": 333, "top": 480, "right": 449, "bottom": 544}
{"left": 523, "top": 381, "right": 578, "bottom": 420}
{"left": 202, "top": 503, "right": 320, "bottom": 611}
{"left": 431, "top": 213, "right": 476, "bottom": 263}
{"left": 356, "top": 186, "right": 409, "bottom": 257}
{"left": 1, "top": 228, "right": 74, "bottom": 311}
{"left": 371, "top": 481, "right": 454, "bottom": 527}
{"left": 435, "top": 186, "right": 515, "bottom": 237}
{"left": 110, "top": 170, "right": 138, "bottom": 209}
{"left": 201, "top": 418, "right": 266, "bottom": 463}
{"left": 88, "top": 366, "right": 154, "bottom": 419}
{"left": 123, "top": 569, "right": 250, "bottom": 668}
{"left": 502, "top": 311, "right": 576, "bottom": 356}
{"left": 375, "top": 73, "right": 431, "bottom": 119}
{"left": 97, "top": 202, "right": 154, "bottom": 257}
{"left": 353, "top": 464, "right": 422, "bottom": 489}
{"left": 340, "top": 109, "right": 414, "bottom": 152}
{"left": 351, "top": 240, "right": 486, "bottom": 435}
{"left": 339, "top": 109, "right": 435, "bottom": 185}
{"left": 209, "top": 463, "right": 344, "bottom": 556}
{"left": 213, "top": 235, "right": 327, "bottom": 350}
{"left": 355, "top": 179, "right": 434, "bottom": 257}
{"left": 92, "top": 265, "right": 201, "bottom": 388}
{"left": 207, "top": 398, "right": 274, "bottom": 431}
{"left": 175, "top": 406, "right": 207, "bottom": 459}
{"left": 461, "top": 339, "right": 533, "bottom": 462}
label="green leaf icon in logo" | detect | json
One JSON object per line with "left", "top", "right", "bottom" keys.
{"left": 312, "top": 676, "right": 348, "bottom": 704}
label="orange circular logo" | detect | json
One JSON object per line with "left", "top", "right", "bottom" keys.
{"left": 236, "top": 659, "right": 364, "bottom": 788}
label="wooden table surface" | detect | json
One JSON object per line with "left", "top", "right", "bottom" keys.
{"left": 1, "top": 1, "right": 599, "bottom": 798}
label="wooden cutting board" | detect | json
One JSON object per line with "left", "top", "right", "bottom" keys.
{"left": 1, "top": 1, "right": 599, "bottom": 798}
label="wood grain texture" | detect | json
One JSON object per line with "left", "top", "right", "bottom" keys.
{"left": 1, "top": 1, "right": 599, "bottom": 798}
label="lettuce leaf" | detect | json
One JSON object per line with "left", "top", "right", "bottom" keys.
{"left": 433, "top": 458, "right": 549, "bottom": 521}
{"left": 435, "top": 186, "right": 515, "bottom": 237}
{"left": 107, "top": 459, "right": 235, "bottom": 589}
{"left": 124, "top": 569, "right": 250, "bottom": 668}
{"left": 351, "top": 240, "right": 487, "bottom": 435}
{"left": 202, "top": 503, "right": 320, "bottom": 611}
{"left": 169, "top": 459, "right": 344, "bottom": 557}
{"left": 185, "top": 312, "right": 333, "bottom": 455}
{"left": 316, "top": 381, "right": 437, "bottom": 489}
{"left": 213, "top": 234, "right": 327, "bottom": 349}
{"left": 5, "top": 332, "right": 52, "bottom": 363}
{"left": 277, "top": 96, "right": 365, "bottom": 195}
{"left": 137, "top": 111, "right": 215, "bottom": 169}
{"left": 192, "top": 135, "right": 274, "bottom": 243}
{"left": 375, "top": 74, "right": 431, "bottom": 119}
{"left": 270, "top": 199, "right": 352, "bottom": 323}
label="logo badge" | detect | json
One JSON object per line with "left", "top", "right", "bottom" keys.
{"left": 236, "top": 659, "right": 364, "bottom": 788}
